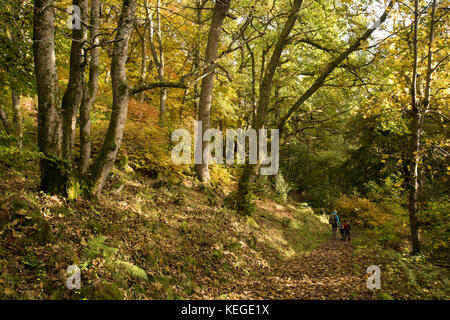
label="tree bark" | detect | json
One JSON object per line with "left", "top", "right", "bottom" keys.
{"left": 192, "top": 0, "right": 204, "bottom": 119}
{"left": 33, "top": 0, "right": 66, "bottom": 194}
{"left": 0, "top": 107, "right": 11, "bottom": 135}
{"left": 88, "top": 0, "right": 137, "bottom": 198}
{"left": 135, "top": 21, "right": 147, "bottom": 103}
{"left": 145, "top": 0, "right": 167, "bottom": 127}
{"left": 62, "top": 0, "right": 88, "bottom": 161}
{"left": 10, "top": 24, "right": 23, "bottom": 149}
{"left": 11, "top": 87, "right": 23, "bottom": 149}
{"left": 407, "top": 0, "right": 437, "bottom": 255}
{"left": 79, "top": 0, "right": 101, "bottom": 174}
{"left": 194, "top": 0, "right": 232, "bottom": 183}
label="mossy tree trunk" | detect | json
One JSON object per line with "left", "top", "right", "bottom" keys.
{"left": 33, "top": 0, "right": 66, "bottom": 195}
{"left": 79, "top": 0, "right": 101, "bottom": 174}
{"left": 62, "top": 0, "right": 88, "bottom": 161}
{"left": 88, "top": 0, "right": 137, "bottom": 198}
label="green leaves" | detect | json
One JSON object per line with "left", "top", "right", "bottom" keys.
{"left": 112, "top": 260, "right": 149, "bottom": 281}
{"left": 81, "top": 235, "right": 148, "bottom": 282}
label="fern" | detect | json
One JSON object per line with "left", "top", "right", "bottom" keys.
{"left": 82, "top": 235, "right": 118, "bottom": 260}
{"left": 81, "top": 235, "right": 148, "bottom": 281}
{"left": 398, "top": 260, "right": 417, "bottom": 286}
{"left": 113, "top": 260, "right": 148, "bottom": 281}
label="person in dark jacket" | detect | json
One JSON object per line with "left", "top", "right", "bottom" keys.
{"left": 344, "top": 221, "right": 351, "bottom": 241}
{"left": 339, "top": 223, "right": 345, "bottom": 240}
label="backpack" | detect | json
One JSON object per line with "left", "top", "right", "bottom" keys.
{"left": 329, "top": 215, "right": 336, "bottom": 225}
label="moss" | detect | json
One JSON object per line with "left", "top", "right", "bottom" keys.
{"left": 376, "top": 290, "right": 394, "bottom": 300}
{"left": 92, "top": 282, "right": 124, "bottom": 300}
{"left": 1, "top": 195, "right": 54, "bottom": 244}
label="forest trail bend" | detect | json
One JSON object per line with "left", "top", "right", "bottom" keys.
{"left": 224, "top": 238, "right": 374, "bottom": 299}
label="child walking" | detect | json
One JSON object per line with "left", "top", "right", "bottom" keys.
{"left": 344, "top": 221, "right": 351, "bottom": 241}
{"left": 339, "top": 223, "right": 345, "bottom": 240}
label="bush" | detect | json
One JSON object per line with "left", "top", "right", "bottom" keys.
{"left": 252, "top": 176, "right": 272, "bottom": 198}
{"left": 335, "top": 195, "right": 392, "bottom": 228}
{"left": 89, "top": 99, "right": 187, "bottom": 178}
{"left": 274, "top": 174, "right": 291, "bottom": 204}
{"left": 372, "top": 222, "right": 405, "bottom": 250}
{"left": 421, "top": 197, "right": 450, "bottom": 265}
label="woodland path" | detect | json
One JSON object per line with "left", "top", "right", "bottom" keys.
{"left": 223, "top": 237, "right": 374, "bottom": 299}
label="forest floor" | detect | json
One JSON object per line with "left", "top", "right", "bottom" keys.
{"left": 215, "top": 238, "right": 374, "bottom": 300}
{"left": 0, "top": 160, "right": 448, "bottom": 300}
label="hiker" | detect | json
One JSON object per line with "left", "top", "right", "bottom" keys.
{"left": 344, "top": 221, "right": 351, "bottom": 241}
{"left": 339, "top": 223, "right": 345, "bottom": 240}
{"left": 329, "top": 210, "right": 340, "bottom": 238}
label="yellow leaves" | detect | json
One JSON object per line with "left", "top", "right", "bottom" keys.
{"left": 3, "top": 287, "right": 15, "bottom": 297}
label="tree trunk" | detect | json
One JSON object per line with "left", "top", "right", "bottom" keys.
{"left": 62, "top": 0, "right": 88, "bottom": 161}
{"left": 145, "top": 0, "right": 167, "bottom": 127}
{"left": 88, "top": 0, "right": 137, "bottom": 198}
{"left": 406, "top": 0, "right": 437, "bottom": 255}
{"left": 11, "top": 87, "right": 23, "bottom": 149}
{"left": 194, "top": 0, "right": 232, "bottom": 183}
{"left": 236, "top": 0, "right": 303, "bottom": 213}
{"left": 136, "top": 22, "right": 147, "bottom": 103}
{"left": 33, "top": 0, "right": 66, "bottom": 195}
{"left": 408, "top": 110, "right": 422, "bottom": 254}
{"left": 10, "top": 24, "right": 23, "bottom": 149}
{"left": 191, "top": 0, "right": 204, "bottom": 119}
{"left": 79, "top": 0, "right": 101, "bottom": 174}
{"left": 0, "top": 107, "right": 11, "bottom": 135}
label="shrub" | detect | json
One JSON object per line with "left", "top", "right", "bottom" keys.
{"left": 335, "top": 195, "right": 391, "bottom": 228}
{"left": 421, "top": 197, "right": 450, "bottom": 265}
{"left": 89, "top": 101, "right": 187, "bottom": 178}
{"left": 274, "top": 174, "right": 291, "bottom": 204}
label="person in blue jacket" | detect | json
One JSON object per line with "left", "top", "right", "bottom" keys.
{"left": 329, "top": 210, "right": 340, "bottom": 238}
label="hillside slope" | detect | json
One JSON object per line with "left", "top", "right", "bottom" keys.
{"left": 0, "top": 162, "right": 332, "bottom": 299}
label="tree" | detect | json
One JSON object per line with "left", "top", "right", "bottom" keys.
{"left": 62, "top": 0, "right": 88, "bottom": 161}
{"left": 33, "top": 0, "right": 66, "bottom": 194}
{"left": 407, "top": 0, "right": 438, "bottom": 254}
{"left": 79, "top": 0, "right": 101, "bottom": 174}
{"left": 235, "top": 0, "right": 395, "bottom": 213}
{"left": 87, "top": 0, "right": 138, "bottom": 198}
{"left": 194, "top": 0, "right": 232, "bottom": 183}
{"left": 236, "top": 0, "right": 304, "bottom": 212}
{"left": 32, "top": 0, "right": 139, "bottom": 197}
{"left": 0, "top": 0, "right": 34, "bottom": 148}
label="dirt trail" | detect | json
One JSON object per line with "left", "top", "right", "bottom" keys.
{"left": 224, "top": 238, "right": 374, "bottom": 299}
